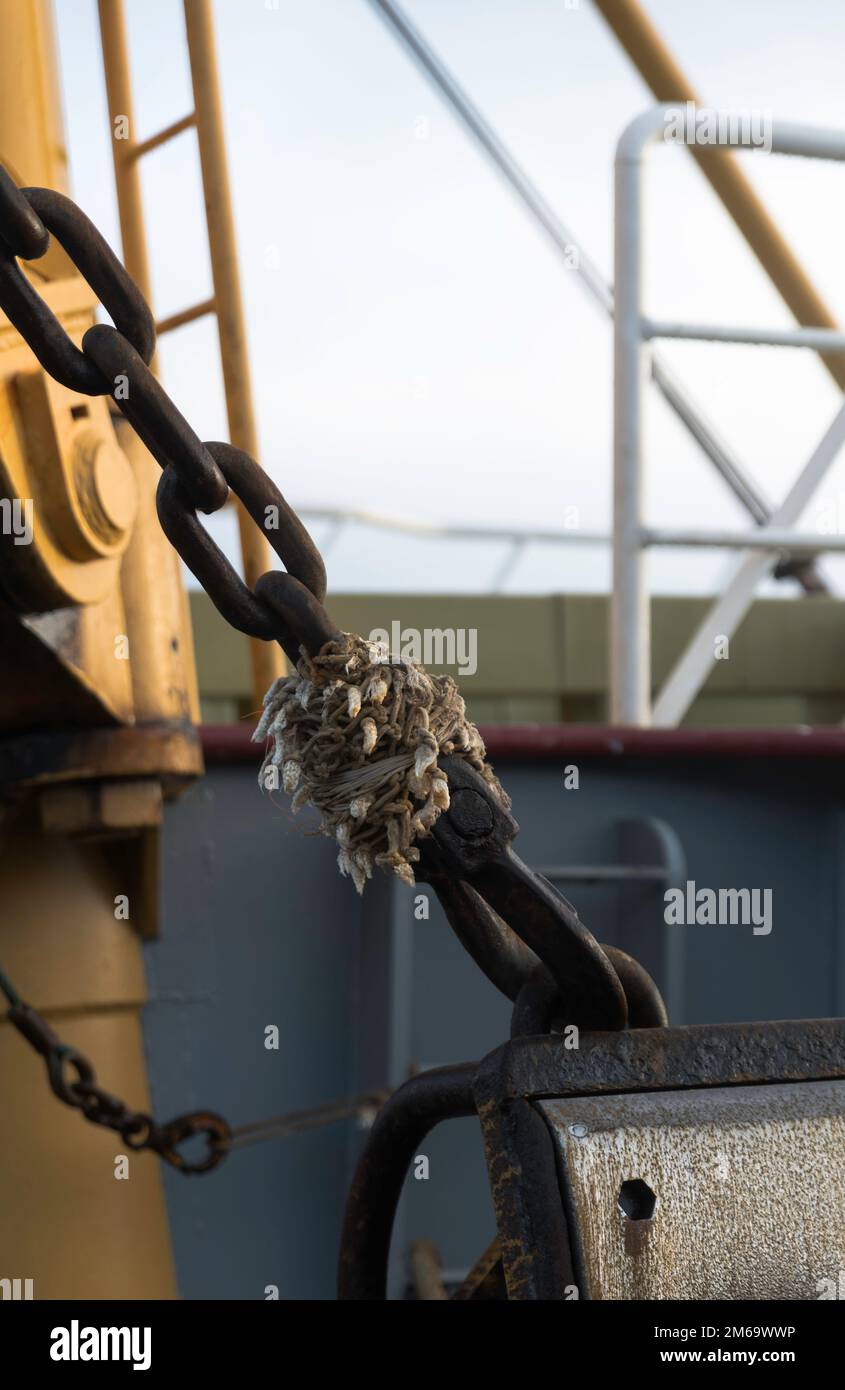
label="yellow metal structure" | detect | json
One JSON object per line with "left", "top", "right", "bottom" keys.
{"left": 0, "top": 828, "right": 178, "bottom": 1299}
{"left": 0, "top": 0, "right": 200, "bottom": 1299}
{"left": 98, "top": 0, "right": 285, "bottom": 705}
{"left": 1, "top": 351, "right": 136, "bottom": 613}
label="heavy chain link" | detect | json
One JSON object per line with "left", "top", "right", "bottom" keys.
{"left": 0, "top": 166, "right": 338, "bottom": 665}
{"left": 0, "top": 168, "right": 349, "bottom": 1169}
{"left": 0, "top": 167, "right": 642, "bottom": 1170}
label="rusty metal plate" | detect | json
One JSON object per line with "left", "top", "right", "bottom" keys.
{"left": 538, "top": 1079, "right": 845, "bottom": 1301}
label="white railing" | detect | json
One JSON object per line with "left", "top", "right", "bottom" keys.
{"left": 298, "top": 506, "right": 609, "bottom": 592}
{"left": 613, "top": 108, "right": 845, "bottom": 727}
{"left": 364, "top": 0, "right": 824, "bottom": 587}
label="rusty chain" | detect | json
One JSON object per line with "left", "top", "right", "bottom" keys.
{"left": 1, "top": 967, "right": 387, "bottom": 1173}
{"left": 0, "top": 166, "right": 336, "bottom": 666}
{"left": 0, "top": 169, "right": 350, "bottom": 1170}
{"left": 0, "top": 969, "right": 229, "bottom": 1173}
{"left": 0, "top": 167, "right": 636, "bottom": 1170}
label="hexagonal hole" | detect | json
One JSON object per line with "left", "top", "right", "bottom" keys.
{"left": 618, "top": 1178, "right": 656, "bottom": 1221}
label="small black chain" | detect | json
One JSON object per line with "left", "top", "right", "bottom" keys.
{"left": 4, "top": 990, "right": 230, "bottom": 1174}
{"left": 0, "top": 167, "right": 338, "bottom": 665}
{"left": 1, "top": 976, "right": 388, "bottom": 1174}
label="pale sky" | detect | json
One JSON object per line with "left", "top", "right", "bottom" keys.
{"left": 52, "top": 0, "right": 845, "bottom": 595}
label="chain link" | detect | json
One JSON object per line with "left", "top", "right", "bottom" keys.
{"left": 4, "top": 986, "right": 388, "bottom": 1175}
{"left": 0, "top": 173, "right": 382, "bottom": 1172}
{"left": 0, "top": 170, "right": 338, "bottom": 665}
{"left": 7, "top": 1000, "right": 230, "bottom": 1174}
{"left": 0, "top": 170, "right": 632, "bottom": 1172}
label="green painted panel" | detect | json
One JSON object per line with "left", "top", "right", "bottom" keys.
{"left": 189, "top": 591, "right": 845, "bottom": 725}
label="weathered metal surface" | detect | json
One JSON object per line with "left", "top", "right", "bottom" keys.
{"left": 0, "top": 724, "right": 202, "bottom": 793}
{"left": 0, "top": 604, "right": 134, "bottom": 729}
{"left": 157, "top": 440, "right": 334, "bottom": 663}
{"left": 477, "top": 1093, "right": 576, "bottom": 1300}
{"left": 510, "top": 945, "right": 667, "bottom": 1038}
{"left": 337, "top": 1063, "right": 477, "bottom": 1300}
{"left": 475, "top": 1018, "right": 845, "bottom": 1300}
{"left": 419, "top": 754, "right": 631, "bottom": 1030}
{"left": 0, "top": 164, "right": 50, "bottom": 260}
{"left": 475, "top": 1018, "right": 845, "bottom": 1110}
{"left": 450, "top": 1239, "right": 506, "bottom": 1300}
{"left": 539, "top": 1079, "right": 845, "bottom": 1300}
{"left": 0, "top": 188, "right": 154, "bottom": 393}
{"left": 421, "top": 875, "right": 536, "bottom": 1001}
{"left": 38, "top": 778, "right": 163, "bottom": 836}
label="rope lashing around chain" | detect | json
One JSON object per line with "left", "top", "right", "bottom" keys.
{"left": 253, "top": 632, "right": 510, "bottom": 894}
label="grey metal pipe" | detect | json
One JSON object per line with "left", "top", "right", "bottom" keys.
{"left": 644, "top": 527, "right": 845, "bottom": 552}
{"left": 614, "top": 107, "right": 845, "bottom": 725}
{"left": 362, "top": 0, "right": 802, "bottom": 564}
{"left": 646, "top": 319, "right": 845, "bottom": 353}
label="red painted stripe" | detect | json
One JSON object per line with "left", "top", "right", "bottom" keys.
{"left": 473, "top": 724, "right": 845, "bottom": 759}
{"left": 200, "top": 722, "right": 845, "bottom": 763}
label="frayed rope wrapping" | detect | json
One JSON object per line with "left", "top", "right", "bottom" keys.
{"left": 252, "top": 632, "right": 509, "bottom": 893}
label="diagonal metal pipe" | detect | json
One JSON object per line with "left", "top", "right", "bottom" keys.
{"left": 364, "top": 0, "right": 826, "bottom": 591}
{"left": 594, "top": 0, "right": 845, "bottom": 390}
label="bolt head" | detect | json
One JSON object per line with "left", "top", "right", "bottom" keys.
{"left": 73, "top": 427, "right": 137, "bottom": 542}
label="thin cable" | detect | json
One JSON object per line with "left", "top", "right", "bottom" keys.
{"left": 228, "top": 1089, "right": 390, "bottom": 1150}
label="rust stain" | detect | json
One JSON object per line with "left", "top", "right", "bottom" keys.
{"left": 623, "top": 1218, "right": 653, "bottom": 1259}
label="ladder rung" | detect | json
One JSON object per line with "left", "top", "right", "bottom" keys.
{"left": 156, "top": 296, "right": 216, "bottom": 337}
{"left": 129, "top": 112, "right": 196, "bottom": 162}
{"left": 537, "top": 865, "right": 667, "bottom": 883}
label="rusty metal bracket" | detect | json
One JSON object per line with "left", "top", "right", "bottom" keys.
{"left": 338, "top": 1018, "right": 845, "bottom": 1300}
{"left": 474, "top": 1017, "right": 845, "bottom": 1300}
